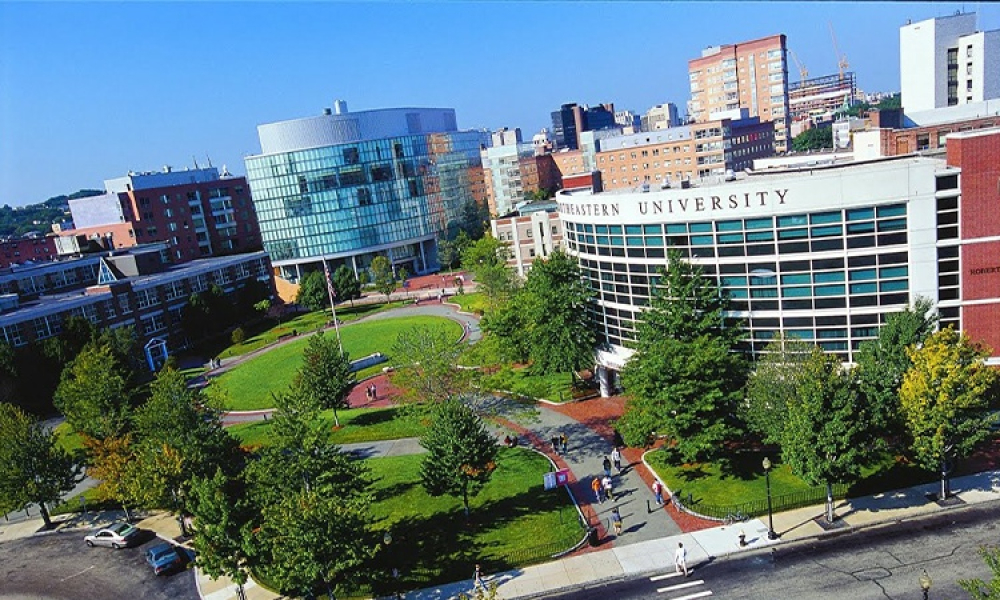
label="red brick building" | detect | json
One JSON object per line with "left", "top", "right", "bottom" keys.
{"left": 0, "top": 235, "right": 57, "bottom": 269}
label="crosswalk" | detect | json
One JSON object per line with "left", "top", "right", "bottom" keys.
{"left": 649, "top": 571, "right": 713, "bottom": 599}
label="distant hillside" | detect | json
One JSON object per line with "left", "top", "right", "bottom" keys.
{"left": 0, "top": 189, "right": 103, "bottom": 237}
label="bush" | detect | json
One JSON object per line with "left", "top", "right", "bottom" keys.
{"left": 231, "top": 327, "right": 246, "bottom": 346}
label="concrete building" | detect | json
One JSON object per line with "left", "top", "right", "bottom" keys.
{"left": 491, "top": 203, "right": 563, "bottom": 276}
{"left": 64, "top": 166, "right": 261, "bottom": 263}
{"left": 550, "top": 103, "right": 617, "bottom": 151}
{"left": 688, "top": 34, "right": 791, "bottom": 152}
{"left": 642, "top": 103, "right": 681, "bottom": 131}
{"left": 900, "top": 13, "right": 1000, "bottom": 113}
{"left": 788, "top": 72, "right": 857, "bottom": 123}
{"left": 243, "top": 102, "right": 489, "bottom": 286}
{"left": 594, "top": 114, "right": 775, "bottom": 190}
{"left": 614, "top": 110, "right": 642, "bottom": 133}
{"left": 481, "top": 140, "right": 560, "bottom": 217}
{"left": 557, "top": 146, "right": 1000, "bottom": 393}
{"left": 852, "top": 100, "right": 1000, "bottom": 160}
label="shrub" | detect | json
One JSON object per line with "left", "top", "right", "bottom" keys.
{"left": 231, "top": 327, "right": 246, "bottom": 346}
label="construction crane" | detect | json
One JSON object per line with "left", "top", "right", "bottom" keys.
{"left": 829, "top": 21, "right": 849, "bottom": 80}
{"left": 789, "top": 49, "right": 808, "bottom": 84}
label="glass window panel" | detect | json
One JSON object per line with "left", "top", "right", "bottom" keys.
{"left": 880, "top": 280, "right": 909, "bottom": 292}
{"left": 810, "top": 211, "right": 842, "bottom": 224}
{"left": 691, "top": 235, "right": 714, "bottom": 245}
{"left": 877, "top": 204, "right": 907, "bottom": 218}
{"left": 814, "top": 284, "right": 846, "bottom": 296}
{"left": 595, "top": 225, "right": 609, "bottom": 234}
{"left": 878, "top": 218, "right": 907, "bottom": 232}
{"left": 746, "top": 231, "right": 774, "bottom": 242}
{"left": 666, "top": 224, "right": 686, "bottom": 234}
{"left": 781, "top": 273, "right": 811, "bottom": 284}
{"left": 609, "top": 225, "right": 623, "bottom": 234}
{"left": 879, "top": 266, "right": 908, "bottom": 278}
{"left": 729, "top": 289, "right": 749, "bottom": 298}
{"left": 644, "top": 224, "right": 662, "bottom": 234}
{"left": 745, "top": 217, "right": 773, "bottom": 230}
{"left": 718, "top": 233, "right": 743, "bottom": 244}
{"left": 625, "top": 225, "right": 643, "bottom": 235}
{"left": 813, "top": 271, "right": 845, "bottom": 283}
{"left": 596, "top": 236, "right": 609, "bottom": 245}
{"left": 717, "top": 220, "right": 743, "bottom": 232}
{"left": 645, "top": 236, "right": 663, "bottom": 246}
{"left": 782, "top": 286, "right": 811, "bottom": 297}
{"left": 722, "top": 276, "right": 748, "bottom": 286}
{"left": 850, "top": 282, "right": 877, "bottom": 294}
{"left": 689, "top": 222, "right": 712, "bottom": 233}
{"left": 778, "top": 228, "right": 807, "bottom": 239}
{"left": 846, "top": 208, "right": 875, "bottom": 221}
{"left": 610, "top": 236, "right": 624, "bottom": 246}
{"left": 627, "top": 236, "right": 644, "bottom": 246}
{"left": 777, "top": 214, "right": 807, "bottom": 227}
{"left": 811, "top": 225, "right": 843, "bottom": 237}
{"left": 786, "top": 329, "right": 814, "bottom": 340}
{"left": 847, "top": 221, "right": 876, "bottom": 234}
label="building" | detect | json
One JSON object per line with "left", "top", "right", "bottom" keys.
{"left": 481, "top": 138, "right": 560, "bottom": 217}
{"left": 243, "top": 102, "right": 489, "bottom": 286}
{"left": 852, "top": 100, "right": 1000, "bottom": 160}
{"left": 556, "top": 148, "right": 1000, "bottom": 393}
{"left": 0, "top": 235, "right": 57, "bottom": 269}
{"left": 788, "top": 72, "right": 857, "bottom": 123}
{"left": 900, "top": 13, "right": 1000, "bottom": 113}
{"left": 63, "top": 166, "right": 261, "bottom": 263}
{"left": 594, "top": 114, "right": 775, "bottom": 190}
{"left": 550, "top": 103, "right": 617, "bottom": 150}
{"left": 614, "top": 110, "right": 642, "bottom": 133}
{"left": 0, "top": 246, "right": 272, "bottom": 359}
{"left": 642, "top": 103, "right": 681, "bottom": 131}
{"left": 688, "top": 34, "right": 791, "bottom": 152}
{"left": 491, "top": 203, "right": 564, "bottom": 276}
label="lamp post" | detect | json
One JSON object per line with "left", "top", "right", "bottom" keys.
{"left": 762, "top": 457, "right": 779, "bottom": 540}
{"left": 384, "top": 531, "right": 401, "bottom": 598}
{"left": 919, "top": 569, "right": 932, "bottom": 600}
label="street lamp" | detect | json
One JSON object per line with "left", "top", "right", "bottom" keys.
{"left": 762, "top": 457, "right": 779, "bottom": 540}
{"left": 919, "top": 569, "right": 932, "bottom": 600}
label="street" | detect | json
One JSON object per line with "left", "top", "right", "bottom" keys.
{"left": 535, "top": 501, "right": 1000, "bottom": 600}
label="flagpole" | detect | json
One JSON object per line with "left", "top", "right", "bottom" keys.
{"left": 323, "top": 260, "right": 344, "bottom": 355}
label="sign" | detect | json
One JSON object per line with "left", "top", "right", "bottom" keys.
{"left": 543, "top": 469, "right": 571, "bottom": 490}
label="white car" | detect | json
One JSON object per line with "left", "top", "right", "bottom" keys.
{"left": 84, "top": 522, "right": 140, "bottom": 549}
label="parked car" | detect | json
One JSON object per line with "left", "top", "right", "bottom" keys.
{"left": 83, "top": 522, "right": 140, "bottom": 549}
{"left": 145, "top": 543, "right": 183, "bottom": 576}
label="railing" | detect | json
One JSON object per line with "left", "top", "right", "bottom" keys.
{"left": 672, "top": 483, "right": 849, "bottom": 522}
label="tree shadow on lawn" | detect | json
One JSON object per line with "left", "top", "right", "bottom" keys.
{"left": 349, "top": 408, "right": 399, "bottom": 426}
{"left": 372, "top": 480, "right": 418, "bottom": 503}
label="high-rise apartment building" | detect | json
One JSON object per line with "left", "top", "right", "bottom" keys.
{"left": 900, "top": 13, "right": 1000, "bottom": 113}
{"left": 550, "top": 103, "right": 617, "bottom": 150}
{"left": 642, "top": 103, "right": 681, "bottom": 131}
{"left": 688, "top": 34, "right": 790, "bottom": 152}
{"left": 481, "top": 134, "right": 560, "bottom": 217}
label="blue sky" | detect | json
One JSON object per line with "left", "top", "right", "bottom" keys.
{"left": 1, "top": 1, "right": 997, "bottom": 207}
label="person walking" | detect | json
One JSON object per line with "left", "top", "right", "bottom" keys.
{"left": 551, "top": 436, "right": 561, "bottom": 455}
{"left": 371, "top": 382, "right": 377, "bottom": 400}
{"left": 560, "top": 432, "right": 569, "bottom": 454}
{"left": 474, "top": 563, "right": 486, "bottom": 591}
{"left": 602, "top": 456, "right": 612, "bottom": 478}
{"left": 675, "top": 542, "right": 689, "bottom": 576}
{"left": 652, "top": 479, "right": 664, "bottom": 505}
{"left": 611, "top": 447, "right": 623, "bottom": 473}
{"left": 602, "top": 474, "right": 613, "bottom": 502}
{"left": 611, "top": 507, "right": 623, "bottom": 536}
{"left": 591, "top": 476, "right": 603, "bottom": 503}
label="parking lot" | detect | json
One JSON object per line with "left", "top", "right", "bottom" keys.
{"left": 0, "top": 528, "right": 198, "bottom": 600}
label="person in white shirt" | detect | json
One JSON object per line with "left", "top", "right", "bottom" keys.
{"left": 674, "top": 542, "right": 689, "bottom": 576}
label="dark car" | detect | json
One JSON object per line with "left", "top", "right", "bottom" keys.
{"left": 145, "top": 543, "right": 183, "bottom": 576}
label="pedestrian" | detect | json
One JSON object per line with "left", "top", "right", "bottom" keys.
{"left": 366, "top": 386, "right": 372, "bottom": 401}
{"left": 602, "top": 475, "right": 613, "bottom": 501}
{"left": 602, "top": 456, "right": 612, "bottom": 478}
{"left": 611, "top": 507, "right": 623, "bottom": 536}
{"left": 652, "top": 479, "right": 664, "bottom": 505}
{"left": 611, "top": 447, "right": 622, "bottom": 473}
{"left": 674, "top": 542, "right": 689, "bottom": 576}
{"left": 560, "top": 432, "right": 569, "bottom": 453}
{"left": 474, "top": 563, "right": 485, "bottom": 591}
{"left": 591, "top": 476, "right": 603, "bottom": 503}
{"left": 551, "top": 436, "right": 561, "bottom": 454}
{"left": 371, "top": 382, "right": 377, "bottom": 400}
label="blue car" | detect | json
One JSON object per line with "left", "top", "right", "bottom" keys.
{"left": 145, "top": 543, "right": 182, "bottom": 576}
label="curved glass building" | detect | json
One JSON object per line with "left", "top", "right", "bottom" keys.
{"left": 244, "top": 103, "right": 488, "bottom": 282}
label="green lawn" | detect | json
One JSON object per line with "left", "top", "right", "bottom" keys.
{"left": 53, "top": 422, "right": 85, "bottom": 457}
{"left": 450, "top": 292, "right": 487, "bottom": 315}
{"left": 214, "top": 315, "right": 462, "bottom": 411}
{"left": 480, "top": 367, "right": 587, "bottom": 403}
{"left": 50, "top": 486, "right": 117, "bottom": 516}
{"left": 365, "top": 449, "right": 583, "bottom": 593}
{"left": 227, "top": 406, "right": 427, "bottom": 448}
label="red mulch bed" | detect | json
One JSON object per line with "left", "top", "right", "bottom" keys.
{"left": 346, "top": 373, "right": 398, "bottom": 409}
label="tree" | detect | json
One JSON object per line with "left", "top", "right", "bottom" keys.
{"left": 390, "top": 326, "right": 473, "bottom": 404}
{"left": 189, "top": 469, "right": 257, "bottom": 600}
{"left": 960, "top": 546, "right": 1000, "bottom": 600}
{"left": 371, "top": 256, "right": 396, "bottom": 301}
{"left": 855, "top": 297, "right": 937, "bottom": 444}
{"left": 517, "top": 249, "right": 595, "bottom": 375}
{"left": 792, "top": 126, "right": 833, "bottom": 152}
{"left": 419, "top": 399, "right": 497, "bottom": 516}
{"left": 437, "top": 238, "right": 458, "bottom": 271}
{"left": 53, "top": 344, "right": 132, "bottom": 440}
{"left": 779, "top": 348, "right": 869, "bottom": 522}
{"left": 480, "top": 292, "right": 530, "bottom": 364}
{"left": 461, "top": 235, "right": 516, "bottom": 310}
{"left": 297, "top": 332, "right": 354, "bottom": 427}
{"left": 742, "top": 334, "right": 818, "bottom": 445}
{"left": 332, "top": 265, "right": 361, "bottom": 306}
{"left": 900, "top": 328, "right": 998, "bottom": 500}
{"left": 0, "top": 403, "right": 79, "bottom": 528}
{"left": 296, "top": 271, "right": 329, "bottom": 312}
{"left": 619, "top": 250, "right": 746, "bottom": 458}
{"left": 84, "top": 434, "right": 137, "bottom": 520}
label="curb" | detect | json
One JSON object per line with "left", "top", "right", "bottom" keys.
{"left": 522, "top": 445, "right": 592, "bottom": 559}
{"left": 640, "top": 448, "right": 721, "bottom": 525}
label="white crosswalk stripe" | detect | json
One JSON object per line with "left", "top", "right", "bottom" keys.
{"left": 650, "top": 572, "right": 685, "bottom": 582}
{"left": 649, "top": 572, "right": 712, "bottom": 599}
{"left": 656, "top": 579, "right": 706, "bottom": 593}
{"left": 672, "top": 591, "right": 713, "bottom": 600}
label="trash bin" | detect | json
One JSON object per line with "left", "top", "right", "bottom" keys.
{"left": 587, "top": 527, "right": 599, "bottom": 547}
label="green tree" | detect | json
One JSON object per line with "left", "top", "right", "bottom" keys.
{"left": 960, "top": 546, "right": 1000, "bottom": 600}
{"left": 371, "top": 256, "right": 396, "bottom": 301}
{"left": 518, "top": 249, "right": 595, "bottom": 375}
{"left": 0, "top": 403, "right": 79, "bottom": 528}
{"left": 792, "top": 126, "right": 833, "bottom": 152}
{"left": 780, "top": 348, "right": 869, "bottom": 522}
{"left": 53, "top": 344, "right": 132, "bottom": 441}
{"left": 461, "top": 235, "right": 516, "bottom": 310}
{"left": 900, "top": 328, "right": 998, "bottom": 500}
{"left": 855, "top": 297, "right": 937, "bottom": 444}
{"left": 390, "top": 326, "right": 473, "bottom": 405}
{"left": 480, "top": 293, "right": 530, "bottom": 364}
{"left": 742, "top": 334, "right": 817, "bottom": 445}
{"left": 296, "top": 271, "right": 330, "bottom": 312}
{"left": 297, "top": 331, "right": 353, "bottom": 427}
{"left": 332, "top": 264, "right": 361, "bottom": 306}
{"left": 419, "top": 399, "right": 497, "bottom": 516}
{"left": 189, "top": 469, "right": 257, "bottom": 600}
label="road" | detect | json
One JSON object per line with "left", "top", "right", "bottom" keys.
{"left": 535, "top": 502, "right": 1000, "bottom": 600}
{"left": 0, "top": 530, "right": 198, "bottom": 600}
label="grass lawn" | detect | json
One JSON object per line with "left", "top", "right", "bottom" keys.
{"left": 227, "top": 406, "right": 426, "bottom": 448}
{"left": 481, "top": 367, "right": 587, "bottom": 403}
{"left": 53, "top": 422, "right": 85, "bottom": 457}
{"left": 365, "top": 449, "right": 583, "bottom": 593}
{"left": 450, "top": 292, "right": 487, "bottom": 315}
{"left": 215, "top": 315, "right": 462, "bottom": 411}
{"left": 50, "top": 486, "right": 117, "bottom": 516}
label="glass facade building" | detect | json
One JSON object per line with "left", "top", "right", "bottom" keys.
{"left": 558, "top": 155, "right": 959, "bottom": 365}
{"left": 244, "top": 106, "right": 488, "bottom": 282}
